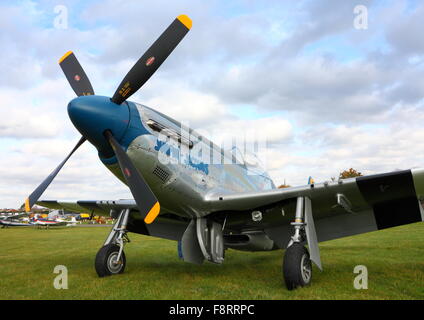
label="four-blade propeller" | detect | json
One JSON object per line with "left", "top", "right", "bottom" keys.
{"left": 23, "top": 15, "right": 192, "bottom": 224}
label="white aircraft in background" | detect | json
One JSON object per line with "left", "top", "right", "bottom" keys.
{"left": 31, "top": 215, "right": 78, "bottom": 228}
{"left": 0, "top": 213, "right": 32, "bottom": 228}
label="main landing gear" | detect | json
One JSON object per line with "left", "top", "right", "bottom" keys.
{"left": 283, "top": 196, "right": 321, "bottom": 290}
{"left": 283, "top": 243, "right": 312, "bottom": 290}
{"left": 95, "top": 209, "right": 130, "bottom": 277}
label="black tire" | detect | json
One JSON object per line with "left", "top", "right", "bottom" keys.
{"left": 283, "top": 243, "right": 312, "bottom": 290}
{"left": 95, "top": 244, "right": 126, "bottom": 277}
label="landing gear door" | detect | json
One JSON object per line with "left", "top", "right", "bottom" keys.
{"left": 210, "top": 221, "right": 224, "bottom": 264}
{"left": 196, "top": 218, "right": 224, "bottom": 264}
{"left": 304, "top": 197, "right": 322, "bottom": 270}
{"left": 180, "top": 219, "right": 204, "bottom": 265}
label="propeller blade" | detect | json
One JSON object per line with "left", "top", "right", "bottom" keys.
{"left": 111, "top": 14, "right": 192, "bottom": 105}
{"left": 23, "top": 136, "right": 86, "bottom": 212}
{"left": 104, "top": 131, "right": 160, "bottom": 224}
{"left": 59, "top": 51, "right": 95, "bottom": 96}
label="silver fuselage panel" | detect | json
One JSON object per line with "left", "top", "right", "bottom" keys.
{"left": 103, "top": 102, "right": 275, "bottom": 219}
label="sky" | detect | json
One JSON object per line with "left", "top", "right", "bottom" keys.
{"left": 2, "top": 0, "right": 424, "bottom": 208}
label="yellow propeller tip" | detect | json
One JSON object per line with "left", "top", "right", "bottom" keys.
{"left": 144, "top": 202, "right": 161, "bottom": 224}
{"left": 59, "top": 51, "right": 73, "bottom": 64}
{"left": 24, "top": 198, "right": 31, "bottom": 212}
{"left": 177, "top": 14, "right": 192, "bottom": 30}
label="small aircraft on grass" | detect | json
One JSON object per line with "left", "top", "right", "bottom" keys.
{"left": 31, "top": 215, "right": 77, "bottom": 228}
{"left": 0, "top": 213, "right": 32, "bottom": 228}
{"left": 23, "top": 15, "right": 423, "bottom": 290}
{"left": 0, "top": 213, "right": 77, "bottom": 228}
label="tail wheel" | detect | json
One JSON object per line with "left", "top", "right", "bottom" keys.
{"left": 95, "top": 244, "right": 126, "bottom": 277}
{"left": 283, "top": 243, "right": 312, "bottom": 290}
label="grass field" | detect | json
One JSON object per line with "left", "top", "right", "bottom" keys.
{"left": 0, "top": 222, "right": 423, "bottom": 300}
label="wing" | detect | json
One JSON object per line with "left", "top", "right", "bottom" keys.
{"left": 206, "top": 168, "right": 424, "bottom": 247}
{"left": 2, "top": 213, "right": 29, "bottom": 220}
{"left": 36, "top": 199, "right": 188, "bottom": 241}
{"left": 37, "top": 169, "right": 424, "bottom": 246}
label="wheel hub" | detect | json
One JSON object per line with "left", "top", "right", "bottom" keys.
{"left": 300, "top": 254, "right": 312, "bottom": 283}
{"left": 107, "top": 252, "right": 123, "bottom": 274}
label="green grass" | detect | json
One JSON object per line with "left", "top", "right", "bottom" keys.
{"left": 0, "top": 223, "right": 423, "bottom": 300}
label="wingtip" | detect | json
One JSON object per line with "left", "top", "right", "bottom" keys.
{"left": 177, "top": 14, "right": 192, "bottom": 30}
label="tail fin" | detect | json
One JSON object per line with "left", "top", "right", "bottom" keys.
{"left": 308, "top": 176, "right": 314, "bottom": 185}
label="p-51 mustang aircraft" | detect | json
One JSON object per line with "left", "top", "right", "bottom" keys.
{"left": 24, "top": 15, "right": 423, "bottom": 290}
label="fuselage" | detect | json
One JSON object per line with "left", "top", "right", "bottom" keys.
{"left": 68, "top": 95, "right": 275, "bottom": 219}
{"left": 0, "top": 220, "right": 31, "bottom": 227}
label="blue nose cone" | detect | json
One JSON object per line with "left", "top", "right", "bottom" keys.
{"left": 68, "top": 95, "right": 130, "bottom": 157}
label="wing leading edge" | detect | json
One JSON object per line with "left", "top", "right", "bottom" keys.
{"left": 37, "top": 168, "right": 424, "bottom": 245}
{"left": 37, "top": 199, "right": 138, "bottom": 216}
{"left": 36, "top": 199, "right": 188, "bottom": 242}
{"left": 205, "top": 168, "right": 424, "bottom": 246}
{"left": 206, "top": 168, "right": 424, "bottom": 217}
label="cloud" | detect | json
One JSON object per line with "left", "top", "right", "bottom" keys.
{"left": 0, "top": 138, "right": 132, "bottom": 208}
{"left": 202, "top": 56, "right": 393, "bottom": 124}
{"left": 384, "top": 2, "right": 424, "bottom": 58}
{"left": 0, "top": 79, "right": 76, "bottom": 139}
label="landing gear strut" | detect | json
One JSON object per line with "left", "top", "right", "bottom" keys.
{"left": 283, "top": 196, "right": 321, "bottom": 290}
{"left": 95, "top": 209, "right": 130, "bottom": 277}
